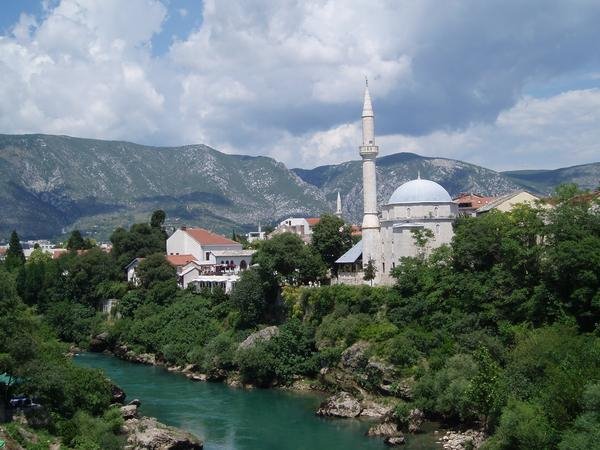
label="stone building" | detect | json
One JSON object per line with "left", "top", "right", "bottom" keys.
{"left": 336, "top": 82, "right": 458, "bottom": 285}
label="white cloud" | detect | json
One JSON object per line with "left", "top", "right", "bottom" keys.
{"left": 0, "top": 0, "right": 599, "bottom": 171}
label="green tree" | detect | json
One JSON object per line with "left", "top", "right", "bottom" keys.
{"left": 482, "top": 400, "right": 556, "bottom": 450}
{"left": 110, "top": 222, "right": 166, "bottom": 268}
{"left": 230, "top": 268, "right": 268, "bottom": 328}
{"left": 5, "top": 230, "right": 25, "bottom": 271}
{"left": 150, "top": 209, "right": 166, "bottom": 229}
{"left": 467, "top": 347, "right": 506, "bottom": 430}
{"left": 253, "top": 232, "right": 326, "bottom": 285}
{"left": 64, "top": 247, "right": 120, "bottom": 306}
{"left": 363, "top": 259, "right": 377, "bottom": 286}
{"left": 66, "top": 229, "right": 91, "bottom": 251}
{"left": 136, "top": 253, "right": 176, "bottom": 289}
{"left": 411, "top": 227, "right": 434, "bottom": 259}
{"left": 311, "top": 214, "right": 353, "bottom": 274}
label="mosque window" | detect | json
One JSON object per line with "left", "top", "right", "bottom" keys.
{"left": 434, "top": 206, "right": 439, "bottom": 217}
{"left": 407, "top": 207, "right": 411, "bottom": 218}
{"left": 436, "top": 224, "right": 440, "bottom": 235}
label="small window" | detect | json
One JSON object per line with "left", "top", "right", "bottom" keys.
{"left": 407, "top": 207, "right": 411, "bottom": 218}
{"left": 434, "top": 206, "right": 439, "bottom": 217}
{"left": 382, "top": 262, "right": 385, "bottom": 273}
{"left": 436, "top": 224, "right": 440, "bottom": 235}
{"left": 392, "top": 262, "right": 395, "bottom": 269}
{"left": 205, "top": 252, "right": 210, "bottom": 260}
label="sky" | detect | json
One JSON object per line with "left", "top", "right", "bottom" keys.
{"left": 1, "top": 0, "right": 599, "bottom": 171}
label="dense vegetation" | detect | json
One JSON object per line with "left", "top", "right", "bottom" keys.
{"left": 2, "top": 188, "right": 599, "bottom": 449}
{"left": 0, "top": 268, "right": 123, "bottom": 449}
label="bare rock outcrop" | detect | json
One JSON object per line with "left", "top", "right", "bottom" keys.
{"left": 367, "top": 421, "right": 402, "bottom": 437}
{"left": 238, "top": 326, "right": 279, "bottom": 350}
{"left": 440, "top": 429, "right": 486, "bottom": 450}
{"left": 316, "top": 391, "right": 362, "bottom": 418}
{"left": 407, "top": 408, "right": 424, "bottom": 433}
{"left": 340, "top": 341, "right": 370, "bottom": 370}
{"left": 123, "top": 416, "right": 203, "bottom": 450}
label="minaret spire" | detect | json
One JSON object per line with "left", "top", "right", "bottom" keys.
{"left": 335, "top": 192, "right": 342, "bottom": 218}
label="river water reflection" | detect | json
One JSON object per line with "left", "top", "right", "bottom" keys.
{"left": 75, "top": 352, "right": 439, "bottom": 450}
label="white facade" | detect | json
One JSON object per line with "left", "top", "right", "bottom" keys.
{"left": 125, "top": 258, "right": 144, "bottom": 286}
{"left": 272, "top": 217, "right": 319, "bottom": 243}
{"left": 167, "top": 227, "right": 254, "bottom": 293}
{"left": 167, "top": 227, "right": 243, "bottom": 263}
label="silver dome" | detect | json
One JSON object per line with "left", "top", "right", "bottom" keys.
{"left": 387, "top": 178, "right": 452, "bottom": 204}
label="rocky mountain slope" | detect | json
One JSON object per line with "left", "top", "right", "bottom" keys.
{"left": 293, "top": 153, "right": 524, "bottom": 223}
{"left": 502, "top": 163, "right": 600, "bottom": 194}
{"left": 0, "top": 134, "right": 328, "bottom": 238}
{"left": 0, "top": 134, "right": 597, "bottom": 239}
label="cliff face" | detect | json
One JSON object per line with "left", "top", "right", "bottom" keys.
{"left": 1, "top": 133, "right": 597, "bottom": 239}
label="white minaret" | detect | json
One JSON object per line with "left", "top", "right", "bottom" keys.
{"left": 335, "top": 192, "right": 342, "bottom": 218}
{"left": 359, "top": 79, "right": 381, "bottom": 277}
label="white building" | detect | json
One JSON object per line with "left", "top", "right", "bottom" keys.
{"left": 166, "top": 227, "right": 254, "bottom": 293}
{"left": 272, "top": 217, "right": 320, "bottom": 243}
{"left": 246, "top": 224, "right": 266, "bottom": 243}
{"left": 335, "top": 82, "right": 458, "bottom": 286}
{"left": 125, "top": 257, "right": 144, "bottom": 286}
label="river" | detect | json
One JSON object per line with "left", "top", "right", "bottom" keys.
{"left": 75, "top": 353, "right": 440, "bottom": 450}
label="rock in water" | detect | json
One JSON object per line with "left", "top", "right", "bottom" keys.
{"left": 120, "top": 404, "right": 139, "bottom": 420}
{"left": 316, "top": 392, "right": 362, "bottom": 418}
{"left": 124, "top": 417, "right": 203, "bottom": 449}
{"left": 407, "top": 408, "right": 424, "bottom": 433}
{"left": 384, "top": 436, "right": 406, "bottom": 446}
{"left": 367, "top": 421, "right": 402, "bottom": 437}
{"left": 238, "top": 326, "right": 279, "bottom": 350}
{"left": 89, "top": 332, "right": 110, "bottom": 352}
{"left": 111, "top": 382, "right": 127, "bottom": 404}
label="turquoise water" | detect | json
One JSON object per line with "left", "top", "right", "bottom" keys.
{"left": 75, "top": 353, "right": 439, "bottom": 450}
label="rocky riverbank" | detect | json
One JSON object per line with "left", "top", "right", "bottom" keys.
{"left": 90, "top": 332, "right": 486, "bottom": 448}
{"left": 118, "top": 401, "right": 202, "bottom": 450}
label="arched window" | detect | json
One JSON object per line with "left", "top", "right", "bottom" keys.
{"left": 434, "top": 206, "right": 439, "bottom": 217}
{"left": 407, "top": 207, "right": 411, "bottom": 218}
{"left": 240, "top": 260, "right": 247, "bottom": 270}
{"left": 436, "top": 224, "right": 440, "bottom": 235}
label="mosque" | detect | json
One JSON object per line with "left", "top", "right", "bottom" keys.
{"left": 335, "top": 82, "right": 458, "bottom": 286}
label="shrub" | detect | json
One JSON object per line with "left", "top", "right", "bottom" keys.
{"left": 482, "top": 400, "right": 556, "bottom": 450}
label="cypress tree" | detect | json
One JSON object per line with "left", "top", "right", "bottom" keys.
{"left": 5, "top": 230, "right": 25, "bottom": 271}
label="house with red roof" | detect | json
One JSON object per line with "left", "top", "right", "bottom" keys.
{"left": 166, "top": 227, "right": 255, "bottom": 293}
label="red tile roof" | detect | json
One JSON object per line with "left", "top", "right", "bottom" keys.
{"left": 182, "top": 227, "right": 238, "bottom": 245}
{"left": 166, "top": 254, "right": 198, "bottom": 267}
{"left": 453, "top": 193, "right": 495, "bottom": 208}
{"left": 306, "top": 217, "right": 321, "bottom": 226}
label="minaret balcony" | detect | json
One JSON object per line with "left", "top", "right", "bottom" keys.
{"left": 360, "top": 145, "right": 379, "bottom": 157}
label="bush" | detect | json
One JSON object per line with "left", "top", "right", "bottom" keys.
{"left": 482, "top": 400, "right": 556, "bottom": 450}
{"left": 237, "top": 344, "right": 277, "bottom": 386}
{"left": 201, "top": 332, "right": 237, "bottom": 377}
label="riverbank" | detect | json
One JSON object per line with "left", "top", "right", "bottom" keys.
{"left": 75, "top": 352, "right": 450, "bottom": 450}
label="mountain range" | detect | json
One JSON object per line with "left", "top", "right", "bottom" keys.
{"left": 0, "top": 133, "right": 598, "bottom": 239}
